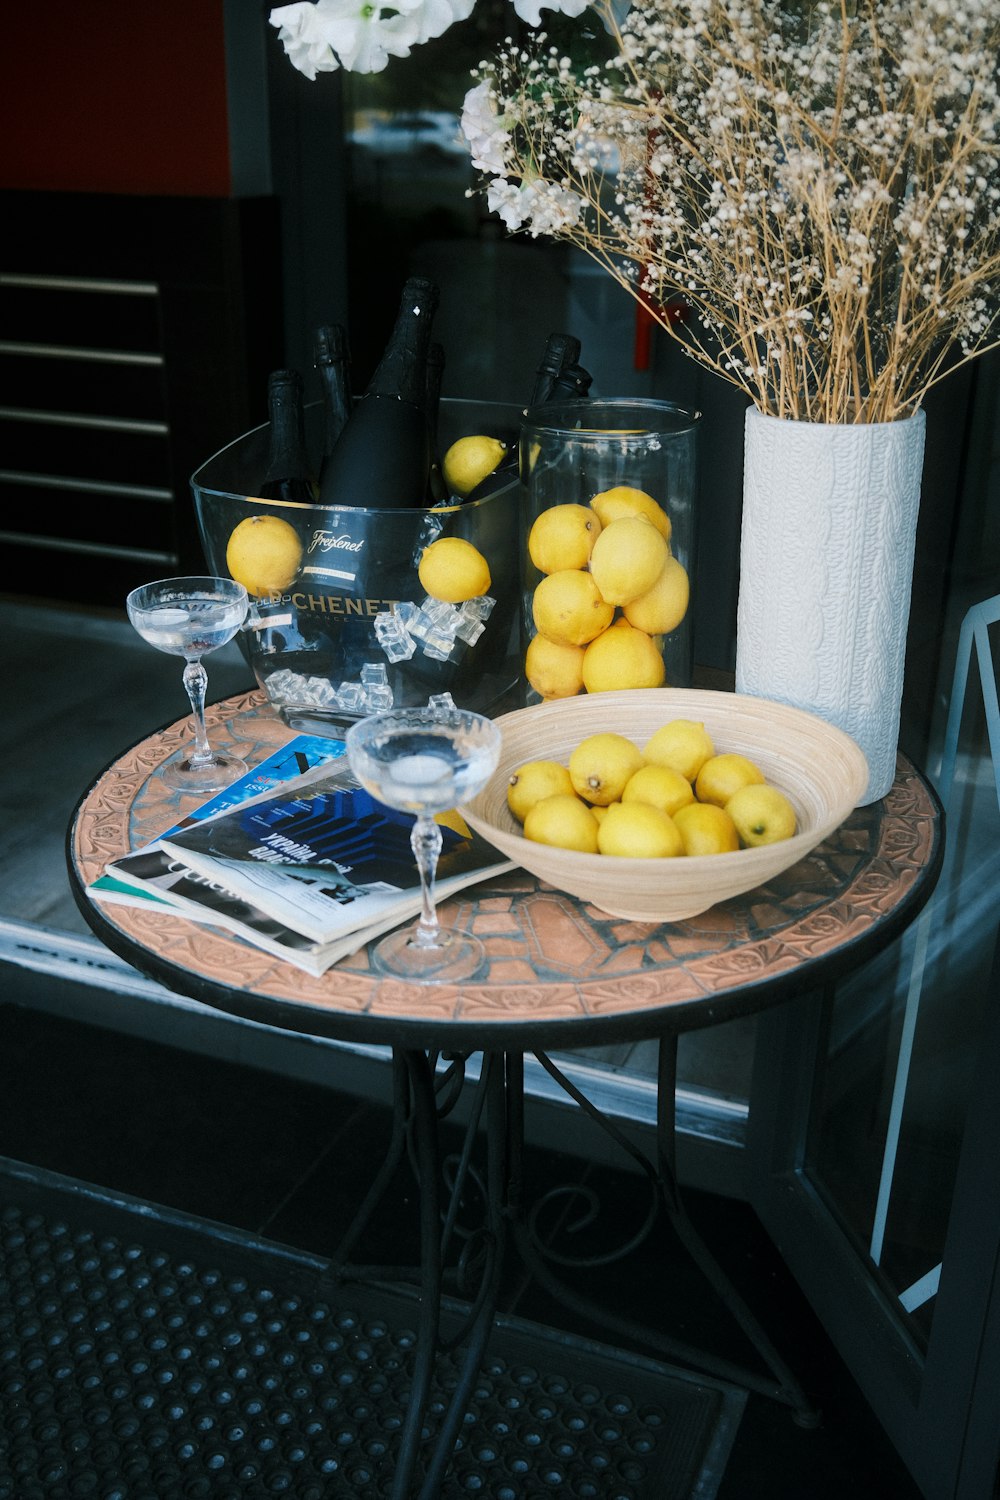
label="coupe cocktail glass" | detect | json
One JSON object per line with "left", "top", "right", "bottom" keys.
{"left": 346, "top": 706, "right": 502, "bottom": 981}
{"left": 126, "top": 575, "right": 250, "bottom": 794}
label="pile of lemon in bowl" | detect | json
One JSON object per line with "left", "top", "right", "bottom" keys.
{"left": 507, "top": 718, "right": 797, "bottom": 857}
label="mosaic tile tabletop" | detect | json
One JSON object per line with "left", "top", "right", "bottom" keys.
{"left": 70, "top": 693, "right": 942, "bottom": 1050}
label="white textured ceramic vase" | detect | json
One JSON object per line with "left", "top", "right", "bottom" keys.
{"left": 735, "top": 406, "right": 926, "bottom": 805}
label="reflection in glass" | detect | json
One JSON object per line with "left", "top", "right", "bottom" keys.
{"left": 810, "top": 605, "right": 1000, "bottom": 1344}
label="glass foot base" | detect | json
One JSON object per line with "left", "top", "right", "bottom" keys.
{"left": 372, "top": 926, "right": 487, "bottom": 984}
{"left": 159, "top": 753, "right": 249, "bottom": 795}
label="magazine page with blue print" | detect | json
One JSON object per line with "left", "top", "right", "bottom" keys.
{"left": 160, "top": 731, "right": 347, "bottom": 837}
{"left": 151, "top": 760, "right": 513, "bottom": 945}
{"left": 88, "top": 732, "right": 346, "bottom": 913}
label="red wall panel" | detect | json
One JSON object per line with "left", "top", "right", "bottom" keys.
{"left": 0, "top": 1, "right": 231, "bottom": 197}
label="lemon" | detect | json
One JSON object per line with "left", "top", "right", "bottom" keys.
{"left": 590, "top": 804, "right": 612, "bottom": 824}
{"left": 507, "top": 759, "right": 575, "bottom": 824}
{"left": 590, "top": 485, "right": 672, "bottom": 543}
{"left": 568, "top": 732, "right": 645, "bottom": 806}
{"left": 418, "top": 537, "right": 491, "bottom": 603}
{"left": 672, "top": 801, "right": 741, "bottom": 855}
{"left": 726, "top": 783, "right": 798, "bottom": 846}
{"left": 532, "top": 570, "right": 615, "bottom": 647}
{"left": 623, "top": 554, "right": 690, "bottom": 635}
{"left": 524, "top": 633, "right": 585, "bottom": 699}
{"left": 441, "top": 435, "right": 507, "bottom": 498}
{"left": 581, "top": 618, "right": 666, "bottom": 693}
{"left": 226, "top": 514, "right": 304, "bottom": 598}
{"left": 524, "top": 792, "right": 600, "bottom": 854}
{"left": 589, "top": 516, "right": 670, "bottom": 607}
{"left": 596, "top": 801, "right": 684, "bottom": 858}
{"left": 643, "top": 719, "right": 715, "bottom": 782}
{"left": 695, "top": 752, "right": 766, "bottom": 808}
{"left": 528, "top": 503, "right": 602, "bottom": 574}
{"left": 621, "top": 763, "right": 695, "bottom": 818}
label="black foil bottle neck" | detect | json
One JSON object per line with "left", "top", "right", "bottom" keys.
{"left": 365, "top": 278, "right": 440, "bottom": 407}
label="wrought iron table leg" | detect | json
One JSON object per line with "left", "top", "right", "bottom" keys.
{"left": 330, "top": 1049, "right": 511, "bottom": 1498}
{"left": 505, "top": 1045, "right": 820, "bottom": 1427}
{"left": 415, "top": 1052, "right": 508, "bottom": 1500}
{"left": 388, "top": 1050, "right": 444, "bottom": 1500}
{"left": 331, "top": 1036, "right": 818, "bottom": 1497}
{"left": 655, "top": 1035, "right": 820, "bottom": 1427}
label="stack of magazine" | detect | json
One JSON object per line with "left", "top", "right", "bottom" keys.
{"left": 88, "top": 733, "right": 514, "bottom": 976}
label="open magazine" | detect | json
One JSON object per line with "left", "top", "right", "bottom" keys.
{"left": 89, "top": 732, "right": 352, "bottom": 972}
{"left": 88, "top": 732, "right": 347, "bottom": 911}
{"left": 93, "top": 842, "right": 436, "bottom": 976}
{"left": 90, "top": 737, "right": 513, "bottom": 976}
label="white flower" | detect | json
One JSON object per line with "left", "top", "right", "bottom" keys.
{"left": 272, "top": 0, "right": 592, "bottom": 77}
{"left": 411, "top": 0, "right": 477, "bottom": 44}
{"left": 270, "top": 0, "right": 429, "bottom": 76}
{"left": 461, "top": 82, "right": 509, "bottom": 175}
{"left": 511, "top": 0, "right": 591, "bottom": 27}
{"left": 269, "top": 2, "right": 341, "bottom": 78}
{"left": 486, "top": 177, "right": 585, "bottom": 235}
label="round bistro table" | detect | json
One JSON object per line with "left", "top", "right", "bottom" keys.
{"left": 68, "top": 690, "right": 944, "bottom": 1498}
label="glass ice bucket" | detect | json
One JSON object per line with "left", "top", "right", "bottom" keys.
{"left": 520, "top": 398, "right": 700, "bottom": 699}
{"left": 191, "top": 399, "right": 525, "bottom": 732}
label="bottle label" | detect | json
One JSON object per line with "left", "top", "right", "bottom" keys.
{"left": 306, "top": 527, "right": 366, "bottom": 557}
{"left": 301, "top": 527, "right": 367, "bottom": 588}
{"left": 256, "top": 589, "right": 401, "bottom": 619}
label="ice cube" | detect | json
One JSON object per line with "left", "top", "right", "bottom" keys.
{"left": 394, "top": 600, "right": 422, "bottom": 630}
{"left": 420, "top": 597, "right": 461, "bottom": 637}
{"left": 411, "top": 513, "right": 445, "bottom": 566}
{"left": 336, "top": 682, "right": 366, "bottom": 712}
{"left": 365, "top": 684, "right": 395, "bottom": 712}
{"left": 387, "top": 636, "right": 416, "bottom": 664}
{"left": 263, "top": 669, "right": 338, "bottom": 708}
{"left": 263, "top": 668, "right": 296, "bottom": 696}
{"left": 454, "top": 613, "right": 485, "bottom": 646}
{"left": 421, "top": 627, "right": 458, "bottom": 659}
{"left": 374, "top": 611, "right": 416, "bottom": 662}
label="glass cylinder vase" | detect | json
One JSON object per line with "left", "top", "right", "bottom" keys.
{"left": 520, "top": 399, "right": 700, "bottom": 702}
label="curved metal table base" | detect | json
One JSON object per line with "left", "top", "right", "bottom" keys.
{"left": 331, "top": 1043, "right": 818, "bottom": 1498}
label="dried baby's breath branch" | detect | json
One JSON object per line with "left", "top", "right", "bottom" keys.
{"left": 464, "top": 0, "right": 1000, "bottom": 423}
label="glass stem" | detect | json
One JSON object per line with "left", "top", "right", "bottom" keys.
{"left": 410, "top": 814, "right": 444, "bottom": 949}
{"left": 182, "top": 658, "right": 213, "bottom": 767}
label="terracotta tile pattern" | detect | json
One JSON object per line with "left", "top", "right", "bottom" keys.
{"left": 70, "top": 693, "right": 942, "bottom": 1046}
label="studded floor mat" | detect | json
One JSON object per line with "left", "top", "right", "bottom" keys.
{"left": 0, "top": 1158, "right": 745, "bottom": 1499}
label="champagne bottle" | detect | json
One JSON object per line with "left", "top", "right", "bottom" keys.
{"left": 529, "top": 332, "right": 583, "bottom": 406}
{"left": 463, "top": 332, "right": 589, "bottom": 503}
{"left": 258, "top": 369, "right": 317, "bottom": 503}
{"left": 549, "top": 354, "right": 593, "bottom": 401}
{"left": 314, "top": 323, "right": 353, "bottom": 473}
{"left": 316, "top": 277, "right": 439, "bottom": 509}
{"left": 426, "top": 341, "right": 449, "bottom": 505}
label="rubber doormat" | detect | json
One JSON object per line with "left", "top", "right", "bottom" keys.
{"left": 0, "top": 1157, "right": 745, "bottom": 1500}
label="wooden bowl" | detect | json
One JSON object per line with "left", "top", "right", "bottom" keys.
{"left": 460, "top": 688, "right": 869, "bottom": 921}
